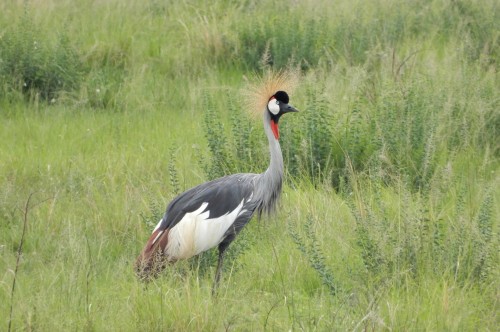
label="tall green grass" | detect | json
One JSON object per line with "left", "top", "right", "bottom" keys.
{"left": 1, "top": 0, "right": 498, "bottom": 330}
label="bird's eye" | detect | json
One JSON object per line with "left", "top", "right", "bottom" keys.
{"left": 268, "top": 98, "right": 280, "bottom": 115}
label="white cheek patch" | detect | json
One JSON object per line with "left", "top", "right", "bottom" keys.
{"left": 268, "top": 98, "right": 280, "bottom": 115}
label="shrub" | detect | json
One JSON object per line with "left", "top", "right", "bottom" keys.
{"left": 289, "top": 216, "right": 340, "bottom": 295}
{"left": 0, "top": 7, "right": 83, "bottom": 102}
{"left": 346, "top": 172, "right": 498, "bottom": 286}
{"left": 200, "top": 91, "right": 267, "bottom": 179}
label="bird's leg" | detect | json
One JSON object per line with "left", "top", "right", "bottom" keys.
{"left": 212, "top": 249, "right": 226, "bottom": 296}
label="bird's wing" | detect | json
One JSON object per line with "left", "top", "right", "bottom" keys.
{"left": 157, "top": 173, "right": 258, "bottom": 232}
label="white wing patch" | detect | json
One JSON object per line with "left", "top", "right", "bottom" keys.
{"left": 165, "top": 201, "right": 245, "bottom": 260}
{"left": 152, "top": 218, "right": 163, "bottom": 233}
{"left": 151, "top": 230, "right": 164, "bottom": 246}
{"left": 150, "top": 218, "right": 165, "bottom": 246}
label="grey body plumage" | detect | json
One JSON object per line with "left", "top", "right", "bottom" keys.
{"left": 135, "top": 89, "right": 298, "bottom": 291}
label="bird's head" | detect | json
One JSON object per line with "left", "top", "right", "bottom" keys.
{"left": 267, "top": 90, "right": 299, "bottom": 140}
{"left": 243, "top": 69, "right": 300, "bottom": 135}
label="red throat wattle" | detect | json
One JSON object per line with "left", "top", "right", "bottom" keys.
{"left": 270, "top": 119, "right": 279, "bottom": 140}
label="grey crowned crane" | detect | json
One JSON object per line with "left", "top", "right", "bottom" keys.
{"left": 135, "top": 72, "right": 299, "bottom": 291}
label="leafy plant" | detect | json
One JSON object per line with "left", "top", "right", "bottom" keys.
{"left": 201, "top": 93, "right": 236, "bottom": 179}
{"left": 0, "top": 7, "right": 83, "bottom": 101}
{"left": 168, "top": 148, "right": 180, "bottom": 196}
{"left": 200, "top": 91, "right": 268, "bottom": 179}
{"left": 289, "top": 216, "right": 340, "bottom": 296}
{"left": 345, "top": 169, "right": 498, "bottom": 287}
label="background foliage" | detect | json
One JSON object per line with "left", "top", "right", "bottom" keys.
{"left": 1, "top": 0, "right": 498, "bottom": 330}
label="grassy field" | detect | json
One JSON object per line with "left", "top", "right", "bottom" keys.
{"left": 1, "top": 0, "right": 499, "bottom": 330}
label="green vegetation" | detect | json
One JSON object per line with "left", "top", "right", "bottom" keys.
{"left": 1, "top": 0, "right": 498, "bottom": 330}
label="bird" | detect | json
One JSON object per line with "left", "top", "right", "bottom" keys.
{"left": 135, "top": 72, "right": 299, "bottom": 292}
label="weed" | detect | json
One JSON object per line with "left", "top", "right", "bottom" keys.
{"left": 201, "top": 93, "right": 236, "bottom": 179}
{"left": 472, "top": 189, "right": 495, "bottom": 282}
{"left": 168, "top": 148, "right": 180, "bottom": 196}
{"left": 0, "top": 7, "right": 83, "bottom": 102}
{"left": 289, "top": 216, "right": 339, "bottom": 296}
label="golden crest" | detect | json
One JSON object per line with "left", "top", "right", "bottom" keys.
{"left": 242, "top": 68, "right": 299, "bottom": 118}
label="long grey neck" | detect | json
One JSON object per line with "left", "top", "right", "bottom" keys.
{"left": 255, "top": 111, "right": 283, "bottom": 216}
{"left": 263, "top": 111, "right": 284, "bottom": 182}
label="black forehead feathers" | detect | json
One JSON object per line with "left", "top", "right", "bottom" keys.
{"left": 273, "top": 91, "right": 289, "bottom": 104}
